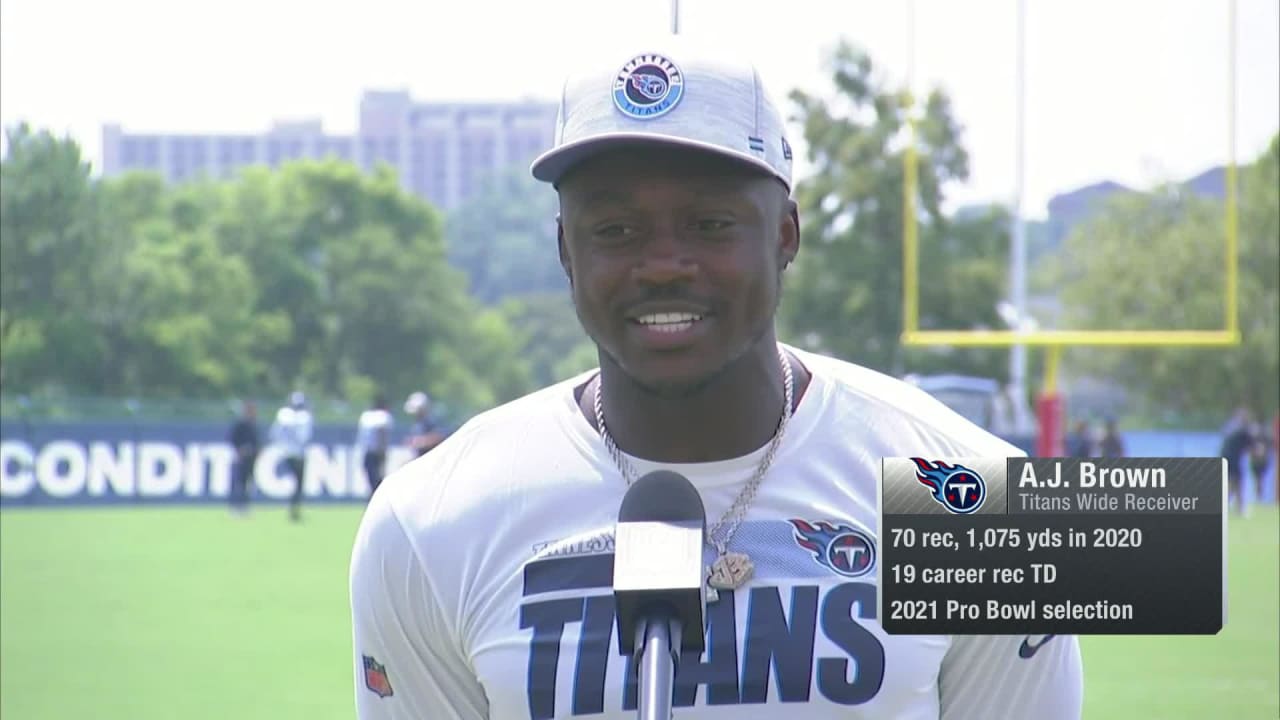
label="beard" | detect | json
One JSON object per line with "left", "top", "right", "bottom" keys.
{"left": 596, "top": 318, "right": 776, "bottom": 399}
{"left": 581, "top": 270, "right": 786, "bottom": 398}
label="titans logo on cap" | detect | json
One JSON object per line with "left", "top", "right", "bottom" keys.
{"left": 613, "top": 53, "right": 684, "bottom": 120}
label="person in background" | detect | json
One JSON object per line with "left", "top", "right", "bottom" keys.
{"left": 1098, "top": 417, "right": 1125, "bottom": 458}
{"left": 228, "top": 400, "right": 260, "bottom": 516}
{"left": 356, "top": 394, "right": 395, "bottom": 497}
{"left": 1247, "top": 421, "right": 1272, "bottom": 508}
{"left": 271, "top": 390, "right": 313, "bottom": 522}
{"left": 1220, "top": 406, "right": 1255, "bottom": 516}
{"left": 403, "top": 391, "right": 444, "bottom": 458}
{"left": 1065, "top": 419, "right": 1095, "bottom": 458}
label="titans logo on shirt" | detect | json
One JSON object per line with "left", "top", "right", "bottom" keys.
{"left": 790, "top": 520, "right": 876, "bottom": 578}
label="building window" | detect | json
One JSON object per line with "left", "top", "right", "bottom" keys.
{"left": 188, "top": 139, "right": 207, "bottom": 166}
{"left": 362, "top": 138, "right": 380, "bottom": 168}
{"left": 137, "top": 137, "right": 159, "bottom": 165}
{"left": 267, "top": 140, "right": 283, "bottom": 166}
{"left": 219, "top": 138, "right": 237, "bottom": 164}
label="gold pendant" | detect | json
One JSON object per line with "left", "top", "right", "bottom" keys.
{"left": 706, "top": 552, "right": 754, "bottom": 603}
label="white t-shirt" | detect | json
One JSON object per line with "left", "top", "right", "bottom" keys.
{"left": 270, "top": 407, "right": 313, "bottom": 458}
{"left": 349, "top": 346, "right": 1083, "bottom": 719}
{"left": 356, "top": 409, "right": 396, "bottom": 454}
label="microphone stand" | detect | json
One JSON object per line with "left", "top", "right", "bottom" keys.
{"left": 635, "top": 610, "right": 682, "bottom": 720}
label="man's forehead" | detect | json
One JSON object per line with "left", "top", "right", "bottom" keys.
{"left": 558, "top": 150, "right": 773, "bottom": 203}
{"left": 563, "top": 177, "right": 762, "bottom": 206}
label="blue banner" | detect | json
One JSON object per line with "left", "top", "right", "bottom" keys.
{"left": 1, "top": 419, "right": 418, "bottom": 507}
{"left": 4, "top": 421, "right": 1270, "bottom": 507}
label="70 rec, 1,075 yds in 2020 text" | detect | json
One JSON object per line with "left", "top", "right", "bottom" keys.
{"left": 887, "top": 526, "right": 1144, "bottom": 552}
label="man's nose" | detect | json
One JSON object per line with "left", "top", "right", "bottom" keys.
{"left": 631, "top": 226, "right": 697, "bottom": 285}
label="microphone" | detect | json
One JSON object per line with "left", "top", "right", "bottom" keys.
{"left": 613, "top": 470, "right": 708, "bottom": 720}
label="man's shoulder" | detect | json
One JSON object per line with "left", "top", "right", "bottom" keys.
{"left": 368, "top": 373, "right": 593, "bottom": 551}
{"left": 453, "top": 373, "right": 587, "bottom": 441}
{"left": 381, "top": 373, "right": 590, "bottom": 490}
{"left": 793, "top": 346, "right": 1022, "bottom": 457}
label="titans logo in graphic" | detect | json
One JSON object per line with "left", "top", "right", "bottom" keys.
{"left": 911, "top": 458, "right": 987, "bottom": 514}
{"left": 789, "top": 519, "right": 876, "bottom": 577}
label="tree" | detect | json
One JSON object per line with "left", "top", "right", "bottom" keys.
{"left": 216, "top": 160, "right": 535, "bottom": 418}
{"left": 779, "top": 42, "right": 1008, "bottom": 380}
{"left": 910, "top": 205, "right": 1015, "bottom": 381}
{"left": 0, "top": 125, "right": 98, "bottom": 389}
{"left": 1049, "top": 134, "right": 1279, "bottom": 426}
{"left": 444, "top": 168, "right": 566, "bottom": 304}
{"left": 498, "top": 292, "right": 596, "bottom": 388}
{"left": 2, "top": 131, "right": 540, "bottom": 418}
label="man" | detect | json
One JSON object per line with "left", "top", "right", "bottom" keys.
{"left": 228, "top": 400, "right": 260, "bottom": 516}
{"left": 356, "top": 394, "right": 395, "bottom": 496}
{"left": 1220, "top": 406, "right": 1255, "bottom": 515}
{"left": 350, "top": 37, "right": 1082, "bottom": 719}
{"left": 1098, "top": 417, "right": 1125, "bottom": 458}
{"left": 1065, "top": 419, "right": 1095, "bottom": 458}
{"left": 271, "top": 390, "right": 312, "bottom": 522}
{"left": 403, "top": 391, "right": 444, "bottom": 458}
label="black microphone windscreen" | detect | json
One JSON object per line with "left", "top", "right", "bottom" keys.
{"left": 617, "top": 470, "right": 707, "bottom": 524}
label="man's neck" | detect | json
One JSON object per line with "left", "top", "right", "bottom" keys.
{"left": 584, "top": 340, "right": 811, "bottom": 463}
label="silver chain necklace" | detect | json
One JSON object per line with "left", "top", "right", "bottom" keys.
{"left": 594, "top": 345, "right": 794, "bottom": 602}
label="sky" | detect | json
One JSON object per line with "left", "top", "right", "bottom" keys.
{"left": 2, "top": 0, "right": 1277, "bottom": 219}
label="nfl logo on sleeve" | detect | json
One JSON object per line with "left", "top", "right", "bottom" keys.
{"left": 363, "top": 655, "right": 394, "bottom": 698}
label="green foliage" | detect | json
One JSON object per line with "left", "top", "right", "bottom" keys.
{"left": 7, "top": 65, "right": 1266, "bottom": 433}
{"left": 1049, "top": 134, "right": 1279, "bottom": 424}
{"left": 779, "top": 42, "right": 1010, "bottom": 381}
{"left": 498, "top": 292, "right": 596, "bottom": 388}
{"left": 1, "top": 135, "right": 538, "bottom": 421}
{"left": 1, "top": 125, "right": 98, "bottom": 388}
{"left": 445, "top": 168, "right": 566, "bottom": 304}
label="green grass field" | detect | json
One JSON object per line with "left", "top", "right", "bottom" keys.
{"left": 2, "top": 504, "right": 1277, "bottom": 719}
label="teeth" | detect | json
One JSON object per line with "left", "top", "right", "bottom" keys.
{"left": 636, "top": 312, "right": 703, "bottom": 326}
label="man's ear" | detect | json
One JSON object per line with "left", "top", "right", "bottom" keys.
{"left": 780, "top": 198, "right": 800, "bottom": 269}
{"left": 557, "top": 215, "right": 573, "bottom": 286}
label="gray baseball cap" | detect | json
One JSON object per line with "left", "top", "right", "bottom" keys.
{"left": 530, "top": 36, "right": 794, "bottom": 191}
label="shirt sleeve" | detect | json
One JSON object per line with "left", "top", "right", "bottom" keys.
{"left": 938, "top": 634, "right": 1083, "bottom": 720}
{"left": 349, "top": 489, "right": 489, "bottom": 719}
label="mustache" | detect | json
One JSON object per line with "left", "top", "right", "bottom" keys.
{"left": 619, "top": 286, "right": 717, "bottom": 309}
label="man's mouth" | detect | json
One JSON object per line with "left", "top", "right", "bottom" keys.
{"left": 631, "top": 312, "right": 705, "bottom": 334}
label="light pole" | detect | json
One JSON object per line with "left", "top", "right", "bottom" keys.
{"left": 1009, "top": 0, "right": 1029, "bottom": 431}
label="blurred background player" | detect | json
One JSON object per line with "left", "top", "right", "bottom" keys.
{"left": 1099, "top": 417, "right": 1126, "bottom": 458}
{"left": 227, "top": 400, "right": 260, "bottom": 516}
{"left": 355, "top": 394, "right": 395, "bottom": 497}
{"left": 1247, "top": 422, "right": 1273, "bottom": 502}
{"left": 403, "top": 391, "right": 443, "bottom": 458}
{"left": 271, "top": 391, "right": 313, "bottom": 522}
{"left": 1220, "top": 405, "right": 1256, "bottom": 516}
{"left": 1066, "top": 419, "right": 1096, "bottom": 458}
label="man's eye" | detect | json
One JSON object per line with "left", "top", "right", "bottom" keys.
{"left": 594, "top": 224, "right": 636, "bottom": 241}
{"left": 692, "top": 218, "right": 733, "bottom": 233}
